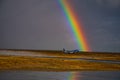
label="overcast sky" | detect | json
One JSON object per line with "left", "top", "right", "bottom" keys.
{"left": 0, "top": 0, "right": 120, "bottom": 52}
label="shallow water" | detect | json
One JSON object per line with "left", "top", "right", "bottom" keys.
{"left": 0, "top": 71, "right": 120, "bottom": 80}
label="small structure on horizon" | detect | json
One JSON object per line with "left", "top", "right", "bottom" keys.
{"left": 62, "top": 48, "right": 80, "bottom": 54}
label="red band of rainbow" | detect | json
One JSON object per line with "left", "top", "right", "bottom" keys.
{"left": 59, "top": 0, "right": 90, "bottom": 51}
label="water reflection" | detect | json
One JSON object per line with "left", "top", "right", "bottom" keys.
{"left": 0, "top": 71, "right": 120, "bottom": 80}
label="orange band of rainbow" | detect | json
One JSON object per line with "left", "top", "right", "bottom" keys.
{"left": 59, "top": 0, "right": 90, "bottom": 51}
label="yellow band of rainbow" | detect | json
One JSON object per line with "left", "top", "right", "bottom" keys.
{"left": 59, "top": 0, "right": 90, "bottom": 51}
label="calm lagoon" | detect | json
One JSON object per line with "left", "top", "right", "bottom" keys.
{"left": 0, "top": 71, "right": 120, "bottom": 80}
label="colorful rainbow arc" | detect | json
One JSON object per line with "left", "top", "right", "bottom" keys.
{"left": 59, "top": 0, "right": 90, "bottom": 51}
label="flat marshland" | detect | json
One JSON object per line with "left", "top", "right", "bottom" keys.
{"left": 33, "top": 51, "right": 120, "bottom": 61}
{"left": 0, "top": 50, "right": 120, "bottom": 71}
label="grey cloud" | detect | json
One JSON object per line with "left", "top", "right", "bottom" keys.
{"left": 0, "top": 0, "right": 120, "bottom": 52}
{"left": 71, "top": 0, "right": 120, "bottom": 52}
{"left": 0, "top": 0, "right": 76, "bottom": 50}
{"left": 96, "top": 0, "right": 120, "bottom": 8}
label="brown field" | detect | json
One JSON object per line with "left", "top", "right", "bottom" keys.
{"left": 1, "top": 49, "right": 120, "bottom": 61}
{"left": 0, "top": 50, "right": 120, "bottom": 71}
{"left": 33, "top": 51, "right": 120, "bottom": 61}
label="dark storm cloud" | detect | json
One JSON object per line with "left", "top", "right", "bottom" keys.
{"left": 96, "top": 0, "right": 120, "bottom": 8}
{"left": 0, "top": 0, "right": 120, "bottom": 52}
{"left": 0, "top": 0, "right": 76, "bottom": 50}
{"left": 71, "top": 0, "right": 120, "bottom": 52}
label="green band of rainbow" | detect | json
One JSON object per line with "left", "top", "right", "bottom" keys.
{"left": 59, "top": 0, "right": 90, "bottom": 51}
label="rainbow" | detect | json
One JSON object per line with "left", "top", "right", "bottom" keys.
{"left": 67, "top": 72, "right": 78, "bottom": 80}
{"left": 58, "top": 0, "right": 90, "bottom": 51}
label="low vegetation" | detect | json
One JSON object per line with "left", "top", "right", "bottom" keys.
{"left": 30, "top": 51, "right": 120, "bottom": 61}
{"left": 0, "top": 55, "right": 120, "bottom": 71}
